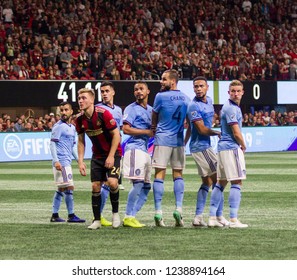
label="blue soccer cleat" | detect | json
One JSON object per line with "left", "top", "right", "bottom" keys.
{"left": 67, "top": 214, "right": 86, "bottom": 223}
{"left": 50, "top": 216, "right": 65, "bottom": 222}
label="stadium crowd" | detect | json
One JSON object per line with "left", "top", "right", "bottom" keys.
{"left": 0, "top": 0, "right": 296, "bottom": 81}
{"left": 1, "top": 108, "right": 297, "bottom": 133}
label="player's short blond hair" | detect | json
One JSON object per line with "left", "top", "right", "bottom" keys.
{"left": 77, "top": 88, "right": 95, "bottom": 97}
{"left": 229, "top": 80, "right": 243, "bottom": 89}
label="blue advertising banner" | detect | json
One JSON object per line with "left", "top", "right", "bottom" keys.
{"left": 0, "top": 127, "right": 297, "bottom": 162}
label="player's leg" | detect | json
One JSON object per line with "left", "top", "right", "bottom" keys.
{"left": 122, "top": 149, "right": 148, "bottom": 227}
{"left": 100, "top": 183, "right": 112, "bottom": 226}
{"left": 152, "top": 146, "right": 170, "bottom": 227}
{"left": 106, "top": 156, "right": 121, "bottom": 228}
{"left": 51, "top": 166, "right": 65, "bottom": 222}
{"left": 133, "top": 152, "right": 152, "bottom": 217}
{"left": 88, "top": 159, "right": 104, "bottom": 230}
{"left": 171, "top": 147, "right": 186, "bottom": 227}
{"left": 51, "top": 189, "right": 65, "bottom": 222}
{"left": 228, "top": 147, "right": 248, "bottom": 228}
{"left": 60, "top": 166, "right": 85, "bottom": 223}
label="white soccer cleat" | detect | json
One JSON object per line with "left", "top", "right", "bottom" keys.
{"left": 192, "top": 215, "right": 207, "bottom": 227}
{"left": 87, "top": 220, "right": 101, "bottom": 230}
{"left": 208, "top": 217, "right": 224, "bottom": 228}
{"left": 229, "top": 219, "right": 248, "bottom": 228}
{"left": 217, "top": 216, "right": 230, "bottom": 227}
{"left": 112, "top": 212, "right": 121, "bottom": 228}
{"left": 119, "top": 184, "right": 125, "bottom": 190}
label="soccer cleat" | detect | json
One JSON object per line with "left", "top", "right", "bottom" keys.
{"left": 123, "top": 217, "right": 145, "bottom": 228}
{"left": 100, "top": 216, "right": 112, "bottom": 226}
{"left": 229, "top": 219, "right": 248, "bottom": 228}
{"left": 192, "top": 215, "right": 207, "bottom": 227}
{"left": 173, "top": 210, "right": 184, "bottom": 227}
{"left": 67, "top": 215, "right": 86, "bottom": 223}
{"left": 112, "top": 212, "right": 121, "bottom": 228}
{"left": 50, "top": 216, "right": 65, "bottom": 222}
{"left": 217, "top": 216, "right": 230, "bottom": 227}
{"left": 87, "top": 220, "right": 101, "bottom": 230}
{"left": 154, "top": 214, "right": 166, "bottom": 227}
{"left": 119, "top": 184, "right": 125, "bottom": 190}
{"left": 208, "top": 217, "right": 224, "bottom": 227}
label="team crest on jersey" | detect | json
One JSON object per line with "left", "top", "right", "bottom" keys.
{"left": 97, "top": 120, "right": 101, "bottom": 126}
{"left": 95, "top": 106, "right": 105, "bottom": 113}
{"left": 191, "top": 111, "right": 198, "bottom": 117}
{"left": 110, "top": 119, "right": 116, "bottom": 126}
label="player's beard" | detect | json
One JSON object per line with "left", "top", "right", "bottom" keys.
{"left": 160, "top": 84, "right": 171, "bottom": 92}
{"left": 61, "top": 115, "right": 70, "bottom": 122}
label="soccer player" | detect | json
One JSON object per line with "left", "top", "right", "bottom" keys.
{"left": 208, "top": 80, "right": 248, "bottom": 228}
{"left": 151, "top": 69, "right": 190, "bottom": 227}
{"left": 76, "top": 88, "right": 122, "bottom": 230}
{"left": 95, "top": 81, "right": 123, "bottom": 227}
{"left": 122, "top": 81, "right": 153, "bottom": 228}
{"left": 50, "top": 101, "right": 85, "bottom": 223}
{"left": 186, "top": 76, "right": 229, "bottom": 227}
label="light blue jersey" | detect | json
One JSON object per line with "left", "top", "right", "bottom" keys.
{"left": 187, "top": 96, "right": 214, "bottom": 153}
{"left": 123, "top": 102, "right": 152, "bottom": 152}
{"left": 50, "top": 120, "right": 77, "bottom": 166}
{"left": 95, "top": 102, "right": 123, "bottom": 129}
{"left": 218, "top": 99, "right": 243, "bottom": 152}
{"left": 153, "top": 90, "right": 190, "bottom": 147}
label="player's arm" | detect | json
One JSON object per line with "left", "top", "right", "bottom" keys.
{"left": 193, "top": 119, "right": 221, "bottom": 137}
{"left": 123, "top": 123, "right": 153, "bottom": 137}
{"left": 151, "top": 110, "right": 158, "bottom": 135}
{"left": 72, "top": 139, "right": 79, "bottom": 162}
{"left": 49, "top": 140, "right": 62, "bottom": 171}
{"left": 231, "top": 124, "right": 246, "bottom": 152}
{"left": 184, "top": 116, "right": 191, "bottom": 145}
{"left": 105, "top": 127, "right": 121, "bottom": 169}
{"left": 77, "top": 133, "right": 87, "bottom": 176}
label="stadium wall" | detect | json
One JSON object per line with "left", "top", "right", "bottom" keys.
{"left": 1, "top": 127, "right": 296, "bottom": 162}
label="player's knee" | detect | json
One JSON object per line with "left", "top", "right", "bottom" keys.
{"left": 92, "top": 182, "right": 101, "bottom": 192}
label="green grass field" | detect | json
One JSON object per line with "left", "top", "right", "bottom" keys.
{"left": 0, "top": 152, "right": 297, "bottom": 260}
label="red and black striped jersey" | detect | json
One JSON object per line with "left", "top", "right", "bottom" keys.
{"left": 75, "top": 106, "right": 122, "bottom": 158}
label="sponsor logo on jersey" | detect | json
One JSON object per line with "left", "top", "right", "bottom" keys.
{"left": 110, "top": 119, "right": 116, "bottom": 126}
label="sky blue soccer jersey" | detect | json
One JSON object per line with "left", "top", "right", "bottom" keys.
{"left": 95, "top": 102, "right": 123, "bottom": 129}
{"left": 123, "top": 102, "right": 152, "bottom": 152}
{"left": 153, "top": 90, "right": 190, "bottom": 147}
{"left": 218, "top": 99, "right": 243, "bottom": 152}
{"left": 50, "top": 120, "right": 77, "bottom": 166}
{"left": 187, "top": 96, "right": 215, "bottom": 153}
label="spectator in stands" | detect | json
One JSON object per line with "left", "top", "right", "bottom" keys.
{"left": 60, "top": 46, "right": 73, "bottom": 73}
{"left": 73, "top": 64, "right": 88, "bottom": 80}
{"left": 264, "top": 62, "right": 277, "bottom": 80}
{"left": 24, "top": 122, "right": 33, "bottom": 132}
{"left": 78, "top": 48, "right": 89, "bottom": 71}
{"left": 63, "top": 67, "right": 78, "bottom": 80}
{"left": 2, "top": 3, "right": 14, "bottom": 24}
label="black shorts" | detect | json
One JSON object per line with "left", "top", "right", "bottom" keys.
{"left": 90, "top": 156, "right": 121, "bottom": 182}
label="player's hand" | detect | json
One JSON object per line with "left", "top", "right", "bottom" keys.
{"left": 54, "top": 162, "right": 62, "bottom": 171}
{"left": 79, "top": 162, "right": 87, "bottom": 176}
{"left": 241, "top": 146, "right": 246, "bottom": 153}
{"left": 105, "top": 156, "right": 115, "bottom": 169}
